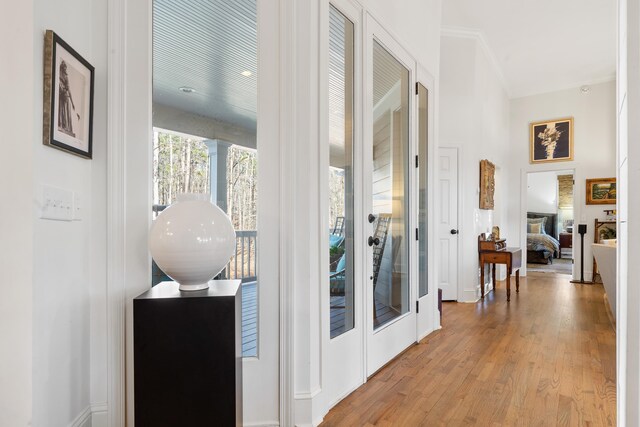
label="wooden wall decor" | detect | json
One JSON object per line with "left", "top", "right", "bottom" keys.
{"left": 479, "top": 160, "right": 495, "bottom": 210}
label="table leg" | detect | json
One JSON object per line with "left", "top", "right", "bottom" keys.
{"left": 480, "top": 261, "right": 485, "bottom": 300}
{"left": 492, "top": 264, "right": 496, "bottom": 290}
{"left": 506, "top": 261, "right": 512, "bottom": 302}
{"left": 516, "top": 269, "right": 520, "bottom": 293}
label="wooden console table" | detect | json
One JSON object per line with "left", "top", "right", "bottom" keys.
{"left": 478, "top": 237, "right": 522, "bottom": 301}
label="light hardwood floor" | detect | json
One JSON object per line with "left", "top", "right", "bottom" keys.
{"left": 321, "top": 272, "right": 616, "bottom": 426}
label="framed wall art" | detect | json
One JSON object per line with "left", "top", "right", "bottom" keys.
{"left": 529, "top": 117, "right": 573, "bottom": 164}
{"left": 479, "top": 159, "right": 495, "bottom": 210}
{"left": 43, "top": 30, "right": 94, "bottom": 159}
{"left": 586, "top": 178, "right": 616, "bottom": 205}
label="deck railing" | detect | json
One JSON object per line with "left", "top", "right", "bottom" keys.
{"left": 221, "top": 230, "right": 257, "bottom": 283}
{"left": 152, "top": 205, "right": 256, "bottom": 284}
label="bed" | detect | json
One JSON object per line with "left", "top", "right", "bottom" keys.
{"left": 527, "top": 212, "right": 560, "bottom": 264}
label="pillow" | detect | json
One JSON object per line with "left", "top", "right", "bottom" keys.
{"left": 529, "top": 223, "right": 542, "bottom": 234}
{"left": 527, "top": 217, "right": 547, "bottom": 234}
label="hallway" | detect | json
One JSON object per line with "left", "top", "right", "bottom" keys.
{"left": 321, "top": 273, "right": 616, "bottom": 426}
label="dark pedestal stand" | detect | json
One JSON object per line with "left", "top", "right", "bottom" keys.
{"left": 134, "top": 280, "right": 242, "bottom": 427}
{"left": 570, "top": 224, "right": 593, "bottom": 284}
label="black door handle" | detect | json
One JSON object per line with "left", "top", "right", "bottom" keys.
{"left": 368, "top": 236, "right": 380, "bottom": 246}
{"left": 368, "top": 214, "right": 376, "bottom": 223}
{"left": 450, "top": 229, "right": 459, "bottom": 235}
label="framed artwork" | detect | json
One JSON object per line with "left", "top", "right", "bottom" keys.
{"left": 479, "top": 159, "right": 495, "bottom": 210}
{"left": 43, "top": 30, "right": 94, "bottom": 159}
{"left": 529, "top": 117, "right": 573, "bottom": 164}
{"left": 586, "top": 178, "right": 616, "bottom": 205}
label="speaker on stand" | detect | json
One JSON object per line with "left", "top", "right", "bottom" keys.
{"left": 570, "top": 224, "right": 593, "bottom": 284}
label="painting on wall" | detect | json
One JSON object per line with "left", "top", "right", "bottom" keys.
{"left": 586, "top": 178, "right": 616, "bottom": 205}
{"left": 529, "top": 117, "right": 573, "bottom": 164}
{"left": 43, "top": 30, "right": 95, "bottom": 159}
{"left": 479, "top": 159, "right": 495, "bottom": 210}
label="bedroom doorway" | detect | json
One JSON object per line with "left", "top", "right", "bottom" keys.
{"left": 526, "top": 170, "right": 575, "bottom": 275}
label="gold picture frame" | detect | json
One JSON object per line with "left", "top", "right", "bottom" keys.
{"left": 479, "top": 159, "right": 495, "bottom": 210}
{"left": 529, "top": 117, "right": 573, "bottom": 164}
{"left": 586, "top": 178, "right": 616, "bottom": 205}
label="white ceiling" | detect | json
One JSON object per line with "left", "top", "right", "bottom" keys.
{"left": 442, "top": 0, "right": 617, "bottom": 98}
{"left": 153, "top": 0, "right": 257, "bottom": 133}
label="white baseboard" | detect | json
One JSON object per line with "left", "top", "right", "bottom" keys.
{"left": 294, "top": 388, "right": 324, "bottom": 427}
{"left": 69, "top": 406, "right": 92, "bottom": 427}
{"left": 90, "top": 403, "right": 108, "bottom": 427}
{"left": 242, "top": 422, "right": 280, "bottom": 427}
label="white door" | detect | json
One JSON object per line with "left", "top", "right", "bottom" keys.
{"left": 322, "top": 0, "right": 366, "bottom": 411}
{"left": 365, "top": 16, "right": 417, "bottom": 376}
{"left": 416, "top": 67, "right": 437, "bottom": 337}
{"left": 438, "top": 147, "right": 459, "bottom": 301}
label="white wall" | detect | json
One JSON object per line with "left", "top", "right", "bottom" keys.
{"left": 1, "top": 1, "right": 107, "bottom": 425}
{"left": 0, "top": 0, "right": 34, "bottom": 425}
{"left": 527, "top": 171, "right": 558, "bottom": 214}
{"left": 507, "top": 81, "right": 617, "bottom": 281}
{"left": 439, "top": 33, "right": 512, "bottom": 302}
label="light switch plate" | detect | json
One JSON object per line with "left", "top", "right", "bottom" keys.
{"left": 40, "top": 184, "right": 73, "bottom": 221}
{"left": 73, "top": 192, "right": 82, "bottom": 221}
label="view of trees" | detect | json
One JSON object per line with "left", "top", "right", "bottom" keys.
{"left": 153, "top": 130, "right": 258, "bottom": 232}
{"left": 153, "top": 131, "right": 210, "bottom": 206}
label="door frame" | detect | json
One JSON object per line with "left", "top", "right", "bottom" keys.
{"left": 106, "top": 0, "right": 284, "bottom": 425}
{"left": 521, "top": 167, "right": 578, "bottom": 279}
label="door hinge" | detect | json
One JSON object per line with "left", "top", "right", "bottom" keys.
{"left": 416, "top": 228, "right": 419, "bottom": 241}
{"left": 416, "top": 300, "right": 419, "bottom": 313}
{"left": 415, "top": 155, "right": 419, "bottom": 168}
{"left": 415, "top": 82, "right": 419, "bottom": 95}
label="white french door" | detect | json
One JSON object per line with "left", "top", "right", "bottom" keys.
{"left": 415, "top": 66, "right": 438, "bottom": 337}
{"left": 364, "top": 16, "right": 417, "bottom": 375}
{"left": 322, "top": 0, "right": 366, "bottom": 411}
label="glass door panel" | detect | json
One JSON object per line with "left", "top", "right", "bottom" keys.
{"left": 417, "top": 82, "right": 428, "bottom": 298}
{"left": 371, "top": 40, "right": 410, "bottom": 330}
{"left": 328, "top": 5, "right": 355, "bottom": 339}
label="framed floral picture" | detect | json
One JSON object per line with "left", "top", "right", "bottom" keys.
{"left": 43, "top": 30, "right": 95, "bottom": 159}
{"left": 586, "top": 178, "right": 616, "bottom": 205}
{"left": 529, "top": 117, "right": 573, "bottom": 164}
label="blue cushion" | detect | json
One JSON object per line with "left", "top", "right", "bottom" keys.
{"left": 329, "top": 235, "right": 344, "bottom": 247}
{"left": 336, "top": 254, "right": 346, "bottom": 272}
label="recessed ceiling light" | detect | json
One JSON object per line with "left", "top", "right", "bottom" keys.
{"left": 179, "top": 86, "right": 196, "bottom": 93}
{"left": 580, "top": 85, "right": 590, "bottom": 93}
{"left": 241, "top": 70, "right": 252, "bottom": 77}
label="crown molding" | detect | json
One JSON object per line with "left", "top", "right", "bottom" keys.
{"left": 510, "top": 74, "right": 616, "bottom": 99}
{"left": 441, "top": 25, "right": 511, "bottom": 97}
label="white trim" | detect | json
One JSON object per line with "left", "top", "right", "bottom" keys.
{"left": 90, "top": 403, "right": 108, "bottom": 427}
{"left": 440, "top": 26, "right": 510, "bottom": 97}
{"left": 520, "top": 167, "right": 579, "bottom": 281}
{"left": 511, "top": 75, "right": 617, "bottom": 100}
{"left": 279, "top": 0, "right": 296, "bottom": 424}
{"left": 106, "top": 0, "right": 126, "bottom": 425}
{"left": 68, "top": 406, "right": 92, "bottom": 427}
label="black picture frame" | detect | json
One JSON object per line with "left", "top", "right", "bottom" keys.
{"left": 43, "top": 30, "right": 94, "bottom": 159}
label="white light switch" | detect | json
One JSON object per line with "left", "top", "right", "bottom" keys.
{"left": 73, "top": 192, "right": 83, "bottom": 221}
{"left": 40, "top": 184, "right": 74, "bottom": 221}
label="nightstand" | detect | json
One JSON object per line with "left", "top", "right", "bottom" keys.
{"left": 559, "top": 232, "right": 572, "bottom": 258}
